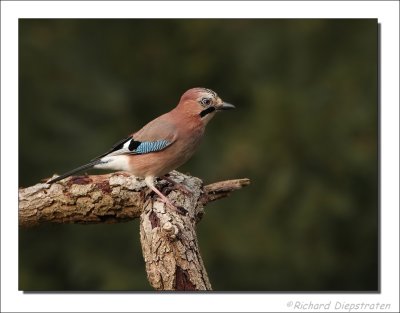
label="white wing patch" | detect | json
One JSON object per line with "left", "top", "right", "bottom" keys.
{"left": 94, "top": 155, "right": 131, "bottom": 171}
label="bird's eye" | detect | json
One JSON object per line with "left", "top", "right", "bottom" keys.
{"left": 200, "top": 98, "right": 211, "bottom": 106}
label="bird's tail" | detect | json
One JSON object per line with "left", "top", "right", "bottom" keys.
{"left": 47, "top": 159, "right": 103, "bottom": 184}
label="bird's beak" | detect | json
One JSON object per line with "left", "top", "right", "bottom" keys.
{"left": 217, "top": 102, "right": 235, "bottom": 111}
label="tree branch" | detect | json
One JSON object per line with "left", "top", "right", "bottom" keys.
{"left": 18, "top": 171, "right": 249, "bottom": 227}
{"left": 18, "top": 171, "right": 250, "bottom": 290}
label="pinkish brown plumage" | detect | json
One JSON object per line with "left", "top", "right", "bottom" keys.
{"left": 48, "top": 87, "right": 235, "bottom": 210}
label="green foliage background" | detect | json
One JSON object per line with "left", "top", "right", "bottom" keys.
{"left": 19, "top": 19, "right": 378, "bottom": 291}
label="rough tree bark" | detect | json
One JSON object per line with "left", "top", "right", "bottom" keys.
{"left": 18, "top": 171, "right": 250, "bottom": 291}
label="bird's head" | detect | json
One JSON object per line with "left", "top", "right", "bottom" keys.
{"left": 177, "top": 87, "right": 235, "bottom": 124}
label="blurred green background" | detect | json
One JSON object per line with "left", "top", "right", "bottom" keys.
{"left": 19, "top": 19, "right": 378, "bottom": 291}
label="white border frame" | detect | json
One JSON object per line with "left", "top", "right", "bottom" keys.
{"left": 1, "top": 1, "right": 399, "bottom": 312}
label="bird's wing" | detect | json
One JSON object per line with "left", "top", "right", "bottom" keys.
{"left": 90, "top": 136, "right": 133, "bottom": 161}
{"left": 92, "top": 115, "right": 177, "bottom": 161}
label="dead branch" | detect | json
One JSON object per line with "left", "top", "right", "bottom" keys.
{"left": 18, "top": 171, "right": 249, "bottom": 227}
{"left": 18, "top": 170, "right": 250, "bottom": 290}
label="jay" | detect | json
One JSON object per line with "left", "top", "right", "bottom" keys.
{"left": 48, "top": 87, "right": 235, "bottom": 210}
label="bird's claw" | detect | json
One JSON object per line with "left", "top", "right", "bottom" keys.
{"left": 161, "top": 176, "right": 193, "bottom": 195}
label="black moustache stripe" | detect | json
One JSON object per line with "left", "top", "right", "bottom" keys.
{"left": 199, "top": 106, "right": 216, "bottom": 118}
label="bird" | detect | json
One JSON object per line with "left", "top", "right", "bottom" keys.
{"left": 47, "top": 87, "right": 235, "bottom": 210}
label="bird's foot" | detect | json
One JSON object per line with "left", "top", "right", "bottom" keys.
{"left": 161, "top": 175, "right": 192, "bottom": 195}
{"left": 146, "top": 176, "right": 187, "bottom": 215}
{"left": 156, "top": 194, "right": 187, "bottom": 215}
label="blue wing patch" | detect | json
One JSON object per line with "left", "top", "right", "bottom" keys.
{"left": 131, "top": 139, "right": 170, "bottom": 154}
